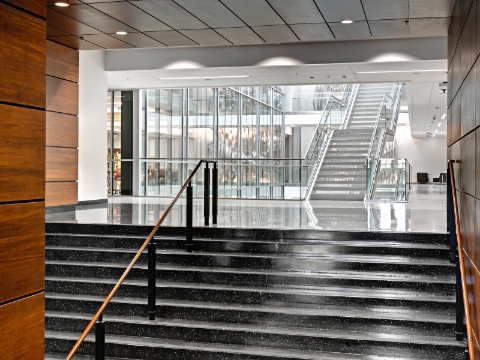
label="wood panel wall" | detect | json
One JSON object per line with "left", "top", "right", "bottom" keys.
{"left": 448, "top": 0, "right": 480, "bottom": 358}
{"left": 0, "top": 1, "right": 46, "bottom": 358}
{"left": 46, "top": 40, "right": 79, "bottom": 207}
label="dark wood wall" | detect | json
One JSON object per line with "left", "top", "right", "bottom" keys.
{"left": 46, "top": 40, "right": 79, "bottom": 207}
{"left": 0, "top": 1, "right": 46, "bottom": 358}
{"left": 448, "top": 0, "right": 480, "bottom": 357}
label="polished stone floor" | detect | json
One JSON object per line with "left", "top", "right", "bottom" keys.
{"left": 46, "top": 184, "right": 447, "bottom": 233}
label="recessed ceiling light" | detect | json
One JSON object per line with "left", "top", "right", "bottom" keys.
{"left": 55, "top": 1, "right": 69, "bottom": 6}
{"left": 441, "top": 113, "right": 446, "bottom": 120}
{"left": 438, "top": 123, "right": 442, "bottom": 127}
{"left": 341, "top": 20, "right": 353, "bottom": 24}
{"left": 116, "top": 31, "right": 128, "bottom": 35}
{"left": 159, "top": 75, "right": 251, "bottom": 80}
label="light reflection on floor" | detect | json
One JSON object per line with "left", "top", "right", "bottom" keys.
{"left": 47, "top": 185, "right": 447, "bottom": 233}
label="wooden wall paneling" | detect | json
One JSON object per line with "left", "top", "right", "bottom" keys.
{"left": 461, "top": 67, "right": 476, "bottom": 137}
{"left": 46, "top": 148, "right": 78, "bottom": 181}
{"left": 46, "top": 112, "right": 79, "bottom": 148}
{"left": 461, "top": 132, "right": 476, "bottom": 195}
{"left": 0, "top": 293, "right": 45, "bottom": 360}
{"left": 46, "top": 182, "right": 78, "bottom": 207}
{"left": 0, "top": 105, "right": 45, "bottom": 203}
{"left": 0, "top": 202, "right": 44, "bottom": 304}
{"left": 6, "top": 0, "right": 47, "bottom": 17}
{"left": 0, "top": 3, "right": 46, "bottom": 109}
{"left": 46, "top": 76, "right": 79, "bottom": 115}
{"left": 460, "top": 193, "right": 476, "bottom": 263}
{"left": 464, "top": 257, "right": 480, "bottom": 353}
{"left": 47, "top": 40, "right": 79, "bottom": 82}
{"left": 452, "top": 94, "right": 462, "bottom": 143}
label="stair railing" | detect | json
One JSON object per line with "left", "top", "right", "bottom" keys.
{"left": 302, "top": 84, "right": 357, "bottom": 199}
{"left": 365, "top": 84, "right": 403, "bottom": 201}
{"left": 447, "top": 160, "right": 475, "bottom": 359}
{"left": 65, "top": 159, "right": 218, "bottom": 360}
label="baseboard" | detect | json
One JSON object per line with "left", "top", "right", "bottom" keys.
{"left": 45, "top": 204, "right": 76, "bottom": 214}
{"left": 77, "top": 198, "right": 108, "bottom": 206}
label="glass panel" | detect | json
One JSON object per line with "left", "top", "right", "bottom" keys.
{"left": 218, "top": 88, "right": 239, "bottom": 159}
{"left": 189, "top": 88, "right": 215, "bottom": 159}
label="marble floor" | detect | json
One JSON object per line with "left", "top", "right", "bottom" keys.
{"left": 46, "top": 184, "right": 447, "bottom": 233}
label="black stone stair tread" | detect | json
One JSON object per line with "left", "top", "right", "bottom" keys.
{"left": 44, "top": 330, "right": 452, "bottom": 360}
{"left": 46, "top": 260, "right": 455, "bottom": 284}
{"left": 45, "top": 293, "right": 455, "bottom": 324}
{"left": 45, "top": 246, "right": 453, "bottom": 266}
{"left": 46, "top": 276, "right": 454, "bottom": 302}
{"left": 45, "top": 354, "right": 132, "bottom": 360}
{"left": 45, "top": 311, "right": 463, "bottom": 348}
{"left": 46, "top": 235, "right": 451, "bottom": 250}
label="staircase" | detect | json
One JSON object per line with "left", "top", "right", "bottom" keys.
{"left": 45, "top": 224, "right": 466, "bottom": 359}
{"left": 310, "top": 83, "right": 394, "bottom": 201}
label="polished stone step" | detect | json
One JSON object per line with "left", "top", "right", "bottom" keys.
{"left": 45, "top": 294, "right": 456, "bottom": 332}
{"left": 45, "top": 329, "right": 463, "bottom": 360}
{"left": 45, "top": 247, "right": 454, "bottom": 275}
{"left": 45, "top": 312, "right": 464, "bottom": 359}
{"left": 45, "top": 261, "right": 454, "bottom": 292}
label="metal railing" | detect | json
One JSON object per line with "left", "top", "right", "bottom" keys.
{"left": 366, "top": 158, "right": 410, "bottom": 202}
{"left": 302, "top": 84, "right": 358, "bottom": 199}
{"left": 365, "top": 84, "right": 403, "bottom": 201}
{"left": 66, "top": 159, "right": 218, "bottom": 360}
{"left": 447, "top": 160, "right": 474, "bottom": 359}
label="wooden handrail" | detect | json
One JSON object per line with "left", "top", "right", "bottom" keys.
{"left": 66, "top": 160, "right": 206, "bottom": 360}
{"left": 448, "top": 159, "right": 475, "bottom": 358}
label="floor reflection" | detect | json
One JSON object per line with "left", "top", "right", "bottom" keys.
{"left": 46, "top": 185, "right": 446, "bottom": 233}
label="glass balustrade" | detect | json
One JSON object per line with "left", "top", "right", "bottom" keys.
{"left": 366, "top": 158, "right": 411, "bottom": 202}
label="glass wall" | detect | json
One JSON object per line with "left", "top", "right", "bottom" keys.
{"left": 139, "top": 86, "right": 287, "bottom": 199}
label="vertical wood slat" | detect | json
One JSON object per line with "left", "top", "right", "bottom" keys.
{"left": 0, "top": 2, "right": 46, "bottom": 109}
{"left": 0, "top": 293, "right": 45, "bottom": 360}
{"left": 0, "top": 202, "right": 45, "bottom": 304}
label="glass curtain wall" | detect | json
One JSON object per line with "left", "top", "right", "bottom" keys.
{"left": 139, "top": 86, "right": 286, "bottom": 199}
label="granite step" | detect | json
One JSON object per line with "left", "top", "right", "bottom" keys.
{"left": 45, "top": 330, "right": 464, "bottom": 360}
{"left": 45, "top": 312, "right": 464, "bottom": 359}
{"left": 45, "top": 261, "right": 454, "bottom": 292}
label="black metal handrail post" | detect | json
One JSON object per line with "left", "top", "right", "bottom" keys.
{"left": 147, "top": 242, "right": 156, "bottom": 320}
{"left": 447, "top": 166, "right": 457, "bottom": 261}
{"left": 204, "top": 162, "right": 210, "bottom": 226}
{"left": 212, "top": 162, "right": 218, "bottom": 225}
{"left": 186, "top": 181, "right": 193, "bottom": 253}
{"left": 95, "top": 314, "right": 105, "bottom": 360}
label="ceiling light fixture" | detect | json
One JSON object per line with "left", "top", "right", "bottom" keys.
{"left": 354, "top": 69, "right": 445, "bottom": 74}
{"left": 341, "top": 20, "right": 353, "bottom": 24}
{"left": 55, "top": 1, "right": 69, "bottom": 6}
{"left": 438, "top": 123, "right": 441, "bottom": 127}
{"left": 441, "top": 113, "right": 446, "bottom": 120}
{"left": 116, "top": 31, "right": 128, "bottom": 35}
{"left": 160, "top": 75, "right": 251, "bottom": 80}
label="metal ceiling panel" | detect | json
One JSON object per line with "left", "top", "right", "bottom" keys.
{"left": 220, "top": 0, "right": 285, "bottom": 26}
{"left": 47, "top": 36, "right": 104, "bottom": 50}
{"left": 251, "top": 25, "right": 299, "bottom": 43}
{"left": 267, "top": 0, "right": 325, "bottom": 24}
{"left": 91, "top": 2, "right": 172, "bottom": 32}
{"left": 47, "top": 8, "right": 102, "bottom": 35}
{"left": 329, "top": 21, "right": 371, "bottom": 40}
{"left": 134, "top": 0, "right": 208, "bottom": 30}
{"left": 314, "top": 0, "right": 365, "bottom": 22}
{"left": 290, "top": 24, "right": 334, "bottom": 41}
{"left": 110, "top": 33, "right": 166, "bottom": 48}
{"left": 144, "top": 30, "right": 198, "bottom": 46}
{"left": 362, "top": 0, "right": 408, "bottom": 20}
{"left": 178, "top": 29, "right": 232, "bottom": 46}
{"left": 369, "top": 20, "right": 409, "bottom": 38}
{"left": 52, "top": 4, "right": 137, "bottom": 34}
{"left": 82, "top": 34, "right": 135, "bottom": 49}
{"left": 215, "top": 27, "right": 264, "bottom": 45}
{"left": 174, "top": 0, "right": 245, "bottom": 28}
{"left": 410, "top": 0, "right": 455, "bottom": 18}
{"left": 409, "top": 18, "right": 451, "bottom": 37}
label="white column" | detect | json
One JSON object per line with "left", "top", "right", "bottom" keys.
{"left": 78, "top": 50, "right": 108, "bottom": 202}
